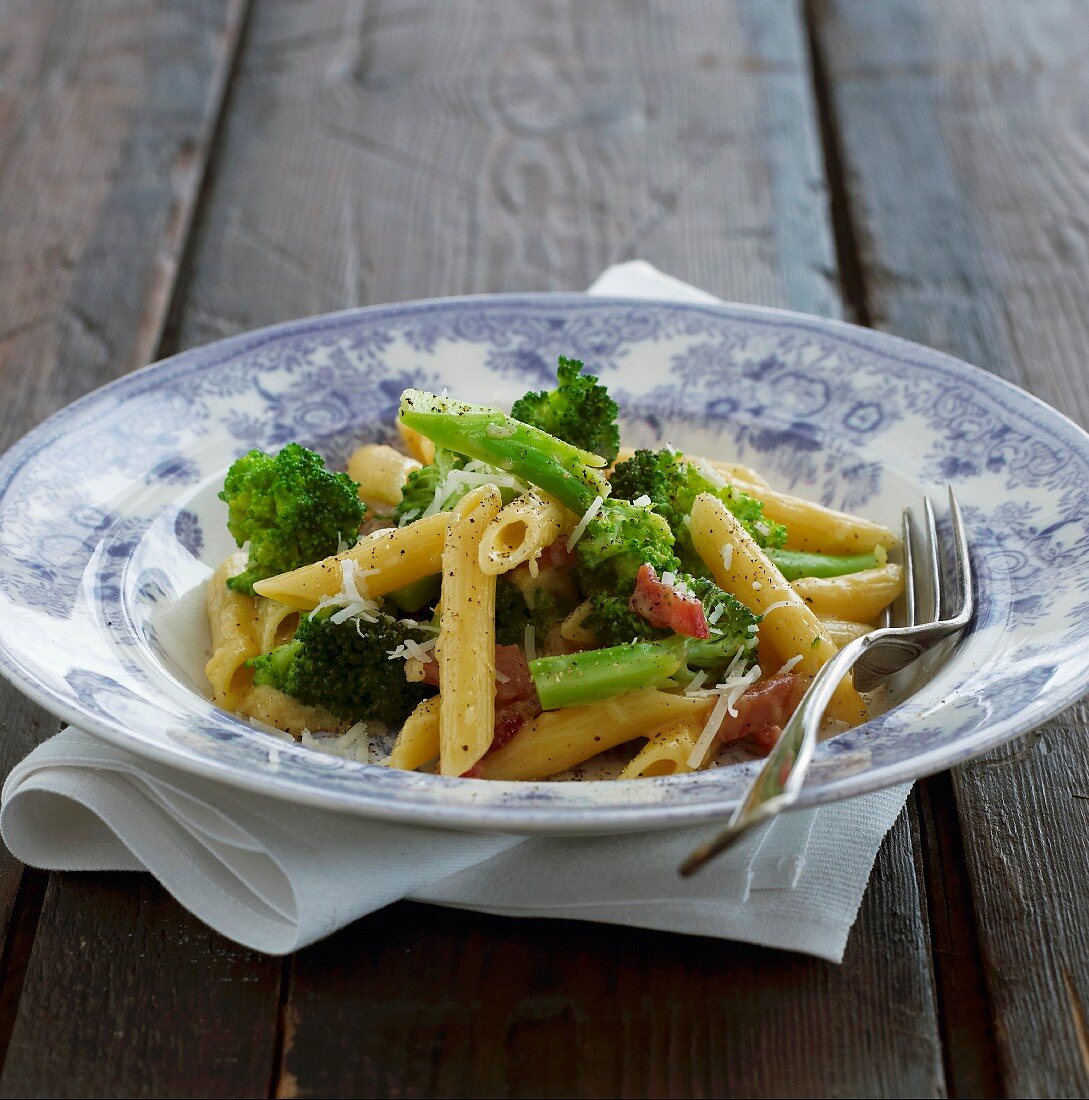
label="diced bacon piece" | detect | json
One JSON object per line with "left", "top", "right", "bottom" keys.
{"left": 494, "top": 645, "right": 534, "bottom": 704}
{"left": 417, "top": 654, "right": 440, "bottom": 687}
{"left": 716, "top": 673, "right": 807, "bottom": 754}
{"left": 541, "top": 539, "right": 576, "bottom": 570}
{"left": 448, "top": 645, "right": 543, "bottom": 776}
{"left": 629, "top": 563, "right": 710, "bottom": 639}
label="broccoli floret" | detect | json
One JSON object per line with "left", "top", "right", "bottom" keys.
{"left": 585, "top": 591, "right": 664, "bottom": 647}
{"left": 495, "top": 577, "right": 532, "bottom": 646}
{"left": 220, "top": 443, "right": 366, "bottom": 594}
{"left": 495, "top": 580, "right": 563, "bottom": 649}
{"left": 585, "top": 576, "right": 758, "bottom": 671}
{"left": 399, "top": 389, "right": 610, "bottom": 515}
{"left": 392, "top": 448, "right": 466, "bottom": 526}
{"left": 610, "top": 448, "right": 786, "bottom": 572}
{"left": 511, "top": 356, "right": 620, "bottom": 462}
{"left": 248, "top": 609, "right": 434, "bottom": 727}
{"left": 681, "top": 576, "right": 760, "bottom": 673}
{"left": 536, "top": 574, "right": 760, "bottom": 707}
{"left": 574, "top": 498, "right": 679, "bottom": 594}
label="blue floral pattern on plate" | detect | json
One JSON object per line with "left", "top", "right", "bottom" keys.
{"left": 1, "top": 294, "right": 1088, "bottom": 832}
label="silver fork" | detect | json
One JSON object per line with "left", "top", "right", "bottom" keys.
{"left": 679, "top": 486, "right": 974, "bottom": 877}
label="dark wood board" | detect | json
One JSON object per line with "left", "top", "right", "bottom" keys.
{"left": 159, "top": 2, "right": 943, "bottom": 1095}
{"left": 0, "top": 4, "right": 286, "bottom": 1098}
{"left": 812, "top": 1, "right": 1089, "bottom": 1094}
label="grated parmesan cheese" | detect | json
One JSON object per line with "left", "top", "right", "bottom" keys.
{"left": 775, "top": 654, "right": 803, "bottom": 676}
{"left": 685, "top": 656, "right": 763, "bottom": 769}
{"left": 760, "top": 599, "right": 793, "bottom": 618}
{"left": 693, "top": 458, "right": 727, "bottom": 489}
{"left": 632, "top": 494, "right": 652, "bottom": 507}
{"left": 386, "top": 634, "right": 438, "bottom": 662}
{"left": 566, "top": 494, "right": 604, "bottom": 551}
{"left": 721, "top": 544, "right": 733, "bottom": 571}
{"left": 311, "top": 559, "right": 384, "bottom": 624}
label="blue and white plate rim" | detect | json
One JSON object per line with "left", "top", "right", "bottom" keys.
{"left": 0, "top": 291, "right": 1086, "bottom": 833}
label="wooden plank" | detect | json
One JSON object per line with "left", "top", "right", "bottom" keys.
{"left": 163, "top": 2, "right": 944, "bottom": 1095}
{"left": 280, "top": 820, "right": 936, "bottom": 1100}
{"left": 0, "top": 3, "right": 286, "bottom": 1097}
{"left": 172, "top": 0, "right": 842, "bottom": 351}
{"left": 813, "top": 1, "right": 1089, "bottom": 1093}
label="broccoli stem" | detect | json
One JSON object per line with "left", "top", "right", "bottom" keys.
{"left": 388, "top": 574, "right": 440, "bottom": 613}
{"left": 765, "top": 548, "right": 878, "bottom": 581}
{"left": 530, "top": 643, "right": 682, "bottom": 710}
{"left": 399, "top": 389, "right": 609, "bottom": 515}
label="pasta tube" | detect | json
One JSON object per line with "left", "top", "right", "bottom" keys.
{"left": 346, "top": 443, "right": 420, "bottom": 507}
{"left": 618, "top": 719, "right": 707, "bottom": 779}
{"left": 254, "top": 596, "right": 299, "bottom": 655}
{"left": 205, "top": 553, "right": 261, "bottom": 709}
{"left": 390, "top": 696, "right": 441, "bottom": 771}
{"left": 252, "top": 512, "right": 451, "bottom": 610}
{"left": 722, "top": 477, "right": 895, "bottom": 555}
{"left": 794, "top": 564, "right": 904, "bottom": 622}
{"left": 820, "top": 618, "right": 874, "bottom": 648}
{"left": 689, "top": 493, "right": 867, "bottom": 726}
{"left": 236, "top": 683, "right": 347, "bottom": 738}
{"left": 477, "top": 491, "right": 571, "bottom": 575}
{"left": 438, "top": 485, "right": 503, "bottom": 776}
{"left": 476, "top": 690, "right": 713, "bottom": 781}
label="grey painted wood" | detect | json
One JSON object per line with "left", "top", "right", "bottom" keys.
{"left": 814, "top": 1, "right": 1089, "bottom": 1093}
{"left": 0, "top": 4, "right": 286, "bottom": 1097}
{"left": 173, "top": 0, "right": 842, "bottom": 352}
{"left": 162, "top": 2, "right": 943, "bottom": 1095}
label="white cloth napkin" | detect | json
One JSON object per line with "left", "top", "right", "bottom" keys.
{"left": 0, "top": 262, "right": 911, "bottom": 961}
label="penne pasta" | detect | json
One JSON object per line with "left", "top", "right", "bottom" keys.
{"left": 236, "top": 683, "right": 348, "bottom": 737}
{"left": 794, "top": 564, "right": 904, "bottom": 622}
{"left": 252, "top": 512, "right": 451, "bottom": 610}
{"left": 389, "top": 695, "right": 441, "bottom": 771}
{"left": 720, "top": 476, "right": 896, "bottom": 555}
{"left": 346, "top": 443, "right": 420, "bottom": 507}
{"left": 438, "top": 485, "right": 503, "bottom": 776}
{"left": 476, "top": 689, "right": 713, "bottom": 781}
{"left": 477, "top": 491, "right": 571, "bottom": 575}
{"left": 689, "top": 493, "right": 867, "bottom": 726}
{"left": 820, "top": 617, "right": 874, "bottom": 648}
{"left": 205, "top": 552, "right": 262, "bottom": 709}
{"left": 618, "top": 718, "right": 708, "bottom": 779}
{"left": 255, "top": 595, "right": 300, "bottom": 655}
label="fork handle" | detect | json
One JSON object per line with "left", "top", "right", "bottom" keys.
{"left": 679, "top": 636, "right": 869, "bottom": 876}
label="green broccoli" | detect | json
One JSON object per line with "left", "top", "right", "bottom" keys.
{"left": 610, "top": 448, "right": 785, "bottom": 572}
{"left": 584, "top": 575, "right": 759, "bottom": 672}
{"left": 220, "top": 443, "right": 366, "bottom": 594}
{"left": 574, "top": 498, "right": 679, "bottom": 594}
{"left": 510, "top": 356, "right": 620, "bottom": 462}
{"left": 399, "top": 389, "right": 610, "bottom": 514}
{"left": 391, "top": 448, "right": 466, "bottom": 526}
{"left": 495, "top": 577, "right": 533, "bottom": 646}
{"left": 398, "top": 390, "right": 680, "bottom": 601}
{"left": 248, "top": 609, "right": 434, "bottom": 727}
{"left": 530, "top": 592, "right": 760, "bottom": 709}
{"left": 495, "top": 580, "right": 563, "bottom": 649}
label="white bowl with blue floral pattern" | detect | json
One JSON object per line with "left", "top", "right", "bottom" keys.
{"left": 1, "top": 295, "right": 1088, "bottom": 832}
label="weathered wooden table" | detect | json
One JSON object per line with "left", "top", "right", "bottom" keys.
{"left": 1, "top": 2, "right": 1087, "bottom": 1096}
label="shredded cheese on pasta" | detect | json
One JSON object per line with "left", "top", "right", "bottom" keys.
{"left": 566, "top": 495, "right": 604, "bottom": 551}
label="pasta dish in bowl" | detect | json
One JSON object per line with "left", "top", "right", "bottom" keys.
{"left": 206, "top": 359, "right": 903, "bottom": 782}
{"left": 0, "top": 293, "right": 1087, "bottom": 831}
